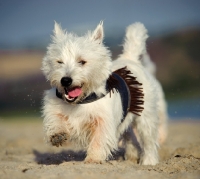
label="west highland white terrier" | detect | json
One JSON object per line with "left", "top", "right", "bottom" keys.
{"left": 42, "top": 21, "right": 167, "bottom": 165}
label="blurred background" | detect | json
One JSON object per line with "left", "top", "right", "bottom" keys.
{"left": 0, "top": 0, "right": 200, "bottom": 120}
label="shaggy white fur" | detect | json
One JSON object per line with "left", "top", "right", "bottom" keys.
{"left": 42, "top": 21, "right": 167, "bottom": 165}
{"left": 119, "top": 23, "right": 168, "bottom": 145}
{"left": 116, "top": 23, "right": 168, "bottom": 163}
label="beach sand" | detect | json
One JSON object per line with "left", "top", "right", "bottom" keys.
{"left": 0, "top": 119, "right": 199, "bottom": 179}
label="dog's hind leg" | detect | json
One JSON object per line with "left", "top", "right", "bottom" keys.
{"left": 135, "top": 115, "right": 159, "bottom": 165}
{"left": 123, "top": 126, "right": 141, "bottom": 164}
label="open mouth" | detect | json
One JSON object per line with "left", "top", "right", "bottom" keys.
{"left": 64, "top": 86, "right": 82, "bottom": 102}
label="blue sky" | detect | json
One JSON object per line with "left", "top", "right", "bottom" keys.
{"left": 0, "top": 0, "right": 200, "bottom": 47}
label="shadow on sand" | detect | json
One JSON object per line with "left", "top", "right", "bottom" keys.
{"left": 33, "top": 150, "right": 86, "bottom": 165}
{"left": 33, "top": 149, "right": 125, "bottom": 165}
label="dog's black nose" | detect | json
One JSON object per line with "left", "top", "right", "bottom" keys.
{"left": 61, "top": 77, "right": 72, "bottom": 87}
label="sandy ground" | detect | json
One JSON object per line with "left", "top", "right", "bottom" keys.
{"left": 0, "top": 118, "right": 200, "bottom": 179}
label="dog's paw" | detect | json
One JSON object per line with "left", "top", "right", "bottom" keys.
{"left": 124, "top": 153, "right": 139, "bottom": 164}
{"left": 139, "top": 155, "right": 158, "bottom": 165}
{"left": 84, "top": 157, "right": 104, "bottom": 164}
{"left": 50, "top": 132, "right": 67, "bottom": 147}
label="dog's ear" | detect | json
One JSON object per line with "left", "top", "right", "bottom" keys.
{"left": 53, "top": 21, "right": 65, "bottom": 37}
{"left": 92, "top": 21, "right": 104, "bottom": 43}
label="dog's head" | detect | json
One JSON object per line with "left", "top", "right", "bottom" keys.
{"left": 42, "top": 21, "right": 112, "bottom": 104}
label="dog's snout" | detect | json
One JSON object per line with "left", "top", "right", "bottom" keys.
{"left": 61, "top": 77, "right": 72, "bottom": 87}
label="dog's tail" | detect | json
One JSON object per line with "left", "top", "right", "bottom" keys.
{"left": 120, "top": 22, "right": 156, "bottom": 75}
{"left": 120, "top": 22, "right": 148, "bottom": 62}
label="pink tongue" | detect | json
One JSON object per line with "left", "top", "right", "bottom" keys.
{"left": 68, "top": 87, "right": 82, "bottom": 98}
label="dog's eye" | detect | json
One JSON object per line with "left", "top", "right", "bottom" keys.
{"left": 78, "top": 60, "right": 87, "bottom": 65}
{"left": 57, "top": 60, "right": 64, "bottom": 64}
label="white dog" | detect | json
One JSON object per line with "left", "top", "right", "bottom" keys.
{"left": 42, "top": 21, "right": 164, "bottom": 165}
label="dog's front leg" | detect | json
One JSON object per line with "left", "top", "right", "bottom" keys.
{"left": 43, "top": 113, "right": 69, "bottom": 147}
{"left": 84, "top": 117, "right": 117, "bottom": 164}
